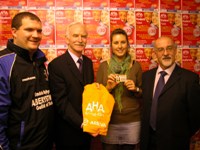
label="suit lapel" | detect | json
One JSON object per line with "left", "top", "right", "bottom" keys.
{"left": 65, "top": 51, "right": 84, "bottom": 85}
{"left": 143, "top": 68, "right": 157, "bottom": 104}
{"left": 160, "top": 65, "right": 181, "bottom": 96}
{"left": 82, "top": 56, "right": 88, "bottom": 85}
{"left": 82, "top": 56, "right": 93, "bottom": 85}
{"left": 149, "top": 70, "right": 157, "bottom": 99}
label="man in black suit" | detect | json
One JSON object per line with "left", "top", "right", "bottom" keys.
{"left": 140, "top": 36, "right": 200, "bottom": 150}
{"left": 48, "top": 22, "right": 94, "bottom": 150}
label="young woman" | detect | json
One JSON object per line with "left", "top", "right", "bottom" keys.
{"left": 96, "top": 28, "right": 142, "bottom": 150}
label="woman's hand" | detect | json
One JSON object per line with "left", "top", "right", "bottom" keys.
{"left": 124, "top": 79, "right": 137, "bottom": 92}
{"left": 106, "top": 74, "right": 118, "bottom": 92}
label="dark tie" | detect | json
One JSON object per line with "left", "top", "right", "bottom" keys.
{"left": 77, "top": 58, "right": 83, "bottom": 73}
{"left": 150, "top": 71, "right": 167, "bottom": 130}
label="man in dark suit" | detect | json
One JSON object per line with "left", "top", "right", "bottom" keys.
{"left": 140, "top": 36, "right": 200, "bottom": 150}
{"left": 48, "top": 22, "right": 94, "bottom": 150}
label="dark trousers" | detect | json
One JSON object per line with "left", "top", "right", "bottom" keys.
{"left": 102, "top": 143, "right": 136, "bottom": 150}
{"left": 56, "top": 144, "right": 90, "bottom": 150}
{"left": 148, "top": 127, "right": 157, "bottom": 150}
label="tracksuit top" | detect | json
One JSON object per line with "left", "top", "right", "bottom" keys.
{"left": 0, "top": 39, "right": 54, "bottom": 150}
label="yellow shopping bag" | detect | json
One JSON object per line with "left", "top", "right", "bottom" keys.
{"left": 82, "top": 83, "right": 115, "bottom": 136}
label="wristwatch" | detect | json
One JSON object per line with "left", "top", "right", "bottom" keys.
{"left": 136, "top": 87, "right": 140, "bottom": 92}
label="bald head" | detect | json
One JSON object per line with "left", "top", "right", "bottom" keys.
{"left": 154, "top": 36, "right": 176, "bottom": 49}
{"left": 153, "top": 36, "right": 177, "bottom": 70}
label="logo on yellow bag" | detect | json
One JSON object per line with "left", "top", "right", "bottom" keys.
{"left": 86, "top": 102, "right": 104, "bottom": 113}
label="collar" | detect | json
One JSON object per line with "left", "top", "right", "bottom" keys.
{"left": 156, "top": 63, "right": 176, "bottom": 76}
{"left": 7, "top": 39, "right": 46, "bottom": 63}
{"left": 68, "top": 49, "right": 83, "bottom": 63}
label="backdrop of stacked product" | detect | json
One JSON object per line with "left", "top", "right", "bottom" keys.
{"left": 0, "top": 1, "right": 200, "bottom": 148}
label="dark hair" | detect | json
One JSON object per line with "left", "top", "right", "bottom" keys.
{"left": 110, "top": 28, "right": 130, "bottom": 48}
{"left": 11, "top": 12, "right": 41, "bottom": 29}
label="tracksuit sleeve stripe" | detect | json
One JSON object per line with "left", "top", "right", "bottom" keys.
{"left": 0, "top": 53, "right": 16, "bottom": 150}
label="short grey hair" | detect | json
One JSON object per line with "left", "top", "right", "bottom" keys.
{"left": 65, "top": 22, "right": 87, "bottom": 38}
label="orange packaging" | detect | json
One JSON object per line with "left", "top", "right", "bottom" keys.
{"left": 82, "top": 83, "right": 115, "bottom": 136}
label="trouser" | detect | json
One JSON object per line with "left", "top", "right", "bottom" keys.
{"left": 148, "top": 126, "right": 157, "bottom": 150}
{"left": 102, "top": 143, "right": 136, "bottom": 150}
{"left": 55, "top": 144, "right": 90, "bottom": 150}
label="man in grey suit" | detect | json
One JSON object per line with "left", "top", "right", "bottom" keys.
{"left": 48, "top": 22, "right": 94, "bottom": 150}
{"left": 140, "top": 36, "right": 200, "bottom": 150}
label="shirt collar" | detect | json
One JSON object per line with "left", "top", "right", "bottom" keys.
{"left": 68, "top": 49, "right": 82, "bottom": 63}
{"left": 157, "top": 63, "right": 176, "bottom": 76}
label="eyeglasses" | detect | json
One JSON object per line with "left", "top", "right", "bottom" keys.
{"left": 155, "top": 45, "right": 175, "bottom": 52}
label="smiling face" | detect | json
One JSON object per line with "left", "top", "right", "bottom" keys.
{"left": 46, "top": 10, "right": 54, "bottom": 24}
{"left": 144, "top": 12, "right": 152, "bottom": 23}
{"left": 168, "top": 13, "right": 175, "bottom": 25}
{"left": 93, "top": 48, "right": 102, "bottom": 60}
{"left": 152, "top": 12, "right": 158, "bottom": 26}
{"left": 190, "top": 14, "right": 197, "bottom": 25}
{"left": 92, "top": 10, "right": 101, "bottom": 22}
{"left": 65, "top": 10, "right": 73, "bottom": 20}
{"left": 66, "top": 23, "right": 88, "bottom": 57}
{"left": 101, "top": 10, "right": 109, "bottom": 25}
{"left": 127, "top": 11, "right": 135, "bottom": 26}
{"left": 190, "top": 49, "right": 197, "bottom": 60}
{"left": 128, "top": 47, "right": 136, "bottom": 60}
{"left": 74, "top": 10, "right": 82, "bottom": 22}
{"left": 102, "top": 48, "right": 110, "bottom": 60}
{"left": 12, "top": 17, "right": 42, "bottom": 56}
{"left": 111, "top": 34, "right": 128, "bottom": 61}
{"left": 9, "top": 10, "right": 19, "bottom": 19}
{"left": 144, "top": 48, "right": 152, "bottom": 60}
{"left": 119, "top": 11, "right": 127, "bottom": 23}
{"left": 154, "top": 36, "right": 177, "bottom": 70}
{"left": 175, "top": 48, "right": 182, "bottom": 62}
{"left": 46, "top": 48, "right": 57, "bottom": 62}
{"left": 174, "top": 13, "right": 182, "bottom": 27}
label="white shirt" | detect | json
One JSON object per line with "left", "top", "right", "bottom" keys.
{"left": 153, "top": 63, "right": 176, "bottom": 97}
{"left": 68, "top": 50, "right": 82, "bottom": 69}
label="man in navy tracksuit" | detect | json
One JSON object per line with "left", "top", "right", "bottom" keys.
{"left": 0, "top": 12, "right": 54, "bottom": 150}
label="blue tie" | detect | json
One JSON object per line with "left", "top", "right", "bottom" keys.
{"left": 77, "top": 58, "right": 83, "bottom": 73}
{"left": 150, "top": 71, "right": 167, "bottom": 130}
